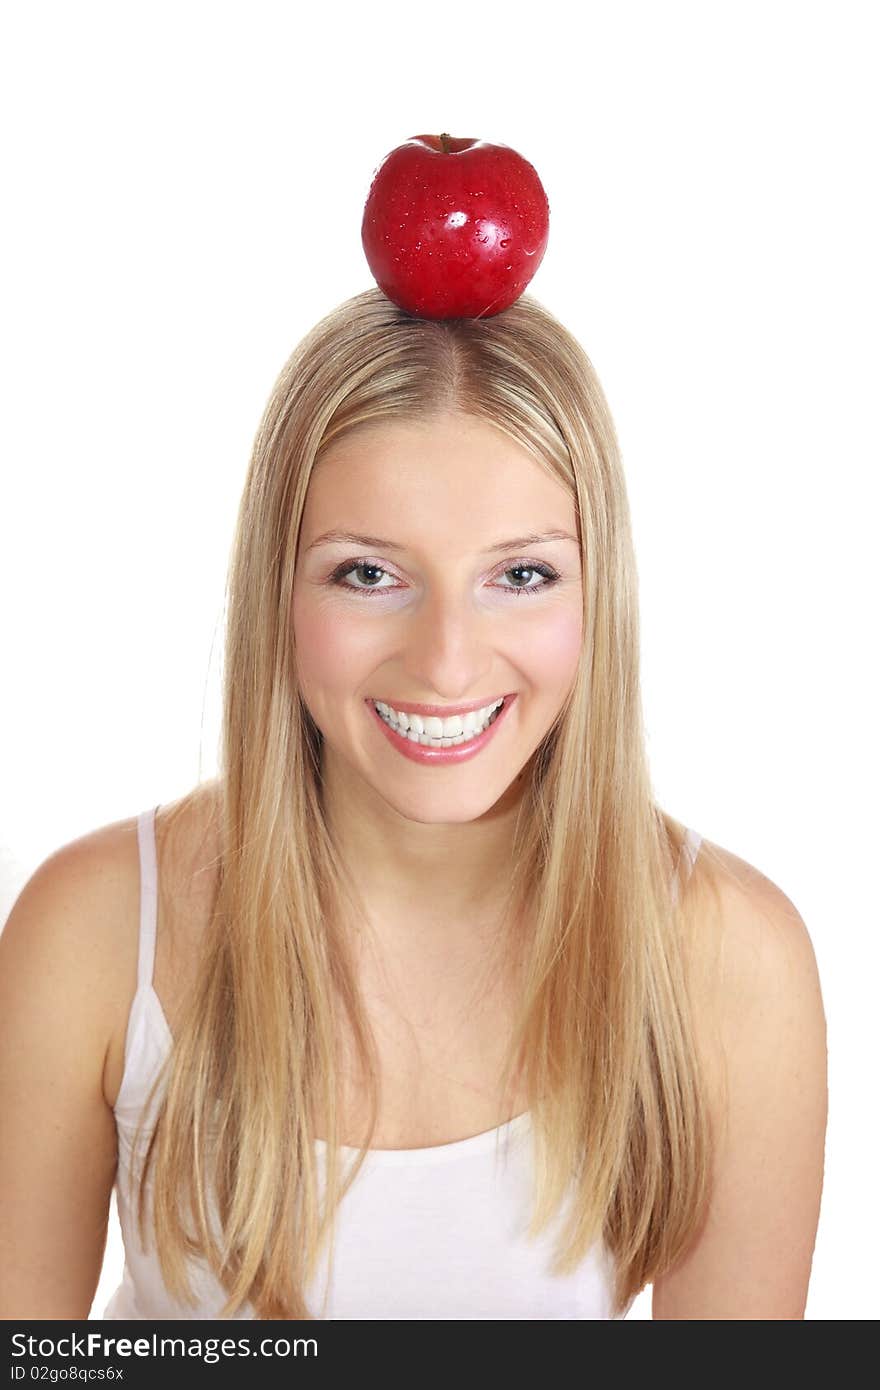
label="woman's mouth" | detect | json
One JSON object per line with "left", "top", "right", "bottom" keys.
{"left": 365, "top": 694, "right": 516, "bottom": 765}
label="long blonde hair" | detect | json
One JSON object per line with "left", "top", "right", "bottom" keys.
{"left": 130, "top": 286, "right": 716, "bottom": 1318}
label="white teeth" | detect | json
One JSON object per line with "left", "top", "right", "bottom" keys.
{"left": 373, "top": 698, "right": 505, "bottom": 746}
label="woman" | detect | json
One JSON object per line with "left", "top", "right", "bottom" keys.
{"left": 0, "top": 288, "right": 827, "bottom": 1320}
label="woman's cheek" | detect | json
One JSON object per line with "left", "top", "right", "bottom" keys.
{"left": 518, "top": 604, "right": 583, "bottom": 692}
{"left": 293, "top": 595, "right": 380, "bottom": 703}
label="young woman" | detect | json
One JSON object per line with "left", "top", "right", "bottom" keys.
{"left": 0, "top": 288, "right": 827, "bottom": 1320}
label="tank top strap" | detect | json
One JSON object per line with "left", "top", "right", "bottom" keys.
{"left": 680, "top": 826, "right": 703, "bottom": 875}
{"left": 135, "top": 805, "right": 161, "bottom": 992}
{"left": 670, "top": 826, "right": 702, "bottom": 904}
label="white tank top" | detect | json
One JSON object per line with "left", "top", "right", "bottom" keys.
{"left": 102, "top": 806, "right": 702, "bottom": 1320}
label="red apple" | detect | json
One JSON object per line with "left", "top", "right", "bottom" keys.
{"left": 361, "top": 133, "right": 550, "bottom": 320}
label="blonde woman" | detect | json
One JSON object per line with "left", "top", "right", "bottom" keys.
{"left": 0, "top": 289, "right": 827, "bottom": 1320}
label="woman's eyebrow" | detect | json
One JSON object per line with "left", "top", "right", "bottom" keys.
{"left": 305, "top": 529, "right": 579, "bottom": 555}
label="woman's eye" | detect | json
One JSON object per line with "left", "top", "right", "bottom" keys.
{"left": 328, "top": 561, "right": 400, "bottom": 594}
{"left": 495, "top": 562, "right": 561, "bottom": 596}
{"left": 327, "top": 558, "right": 562, "bottom": 599}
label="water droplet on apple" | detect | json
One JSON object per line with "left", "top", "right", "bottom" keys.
{"left": 500, "top": 239, "right": 510, "bottom": 248}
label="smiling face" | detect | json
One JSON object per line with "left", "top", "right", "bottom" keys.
{"left": 292, "top": 411, "right": 584, "bottom": 827}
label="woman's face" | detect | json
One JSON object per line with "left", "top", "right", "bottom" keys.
{"left": 292, "top": 412, "right": 584, "bottom": 825}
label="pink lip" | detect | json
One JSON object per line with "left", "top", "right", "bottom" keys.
{"left": 367, "top": 694, "right": 513, "bottom": 718}
{"left": 367, "top": 693, "right": 516, "bottom": 765}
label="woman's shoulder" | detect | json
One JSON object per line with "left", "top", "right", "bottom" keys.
{"left": 655, "top": 836, "right": 827, "bottom": 1316}
{"left": 0, "top": 783, "right": 224, "bottom": 1109}
{"left": 678, "top": 831, "right": 826, "bottom": 1163}
{"left": 8, "top": 777, "right": 223, "bottom": 934}
{"left": 0, "top": 810, "right": 145, "bottom": 1121}
{"left": 682, "top": 834, "right": 818, "bottom": 996}
{"left": 1, "top": 806, "right": 146, "bottom": 958}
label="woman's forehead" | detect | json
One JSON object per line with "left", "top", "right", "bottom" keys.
{"left": 316, "top": 412, "right": 522, "bottom": 468}
{"left": 305, "top": 417, "right": 575, "bottom": 528}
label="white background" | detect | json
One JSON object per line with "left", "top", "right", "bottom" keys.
{"left": 1, "top": 1, "right": 876, "bottom": 1320}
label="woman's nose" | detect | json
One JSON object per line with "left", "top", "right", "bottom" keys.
{"left": 401, "top": 586, "right": 495, "bottom": 697}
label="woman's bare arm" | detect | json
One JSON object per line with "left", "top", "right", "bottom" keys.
{"left": 0, "top": 835, "right": 126, "bottom": 1318}
{"left": 652, "top": 846, "right": 828, "bottom": 1319}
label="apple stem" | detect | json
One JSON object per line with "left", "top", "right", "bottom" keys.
{"left": 440, "top": 132, "right": 452, "bottom": 154}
